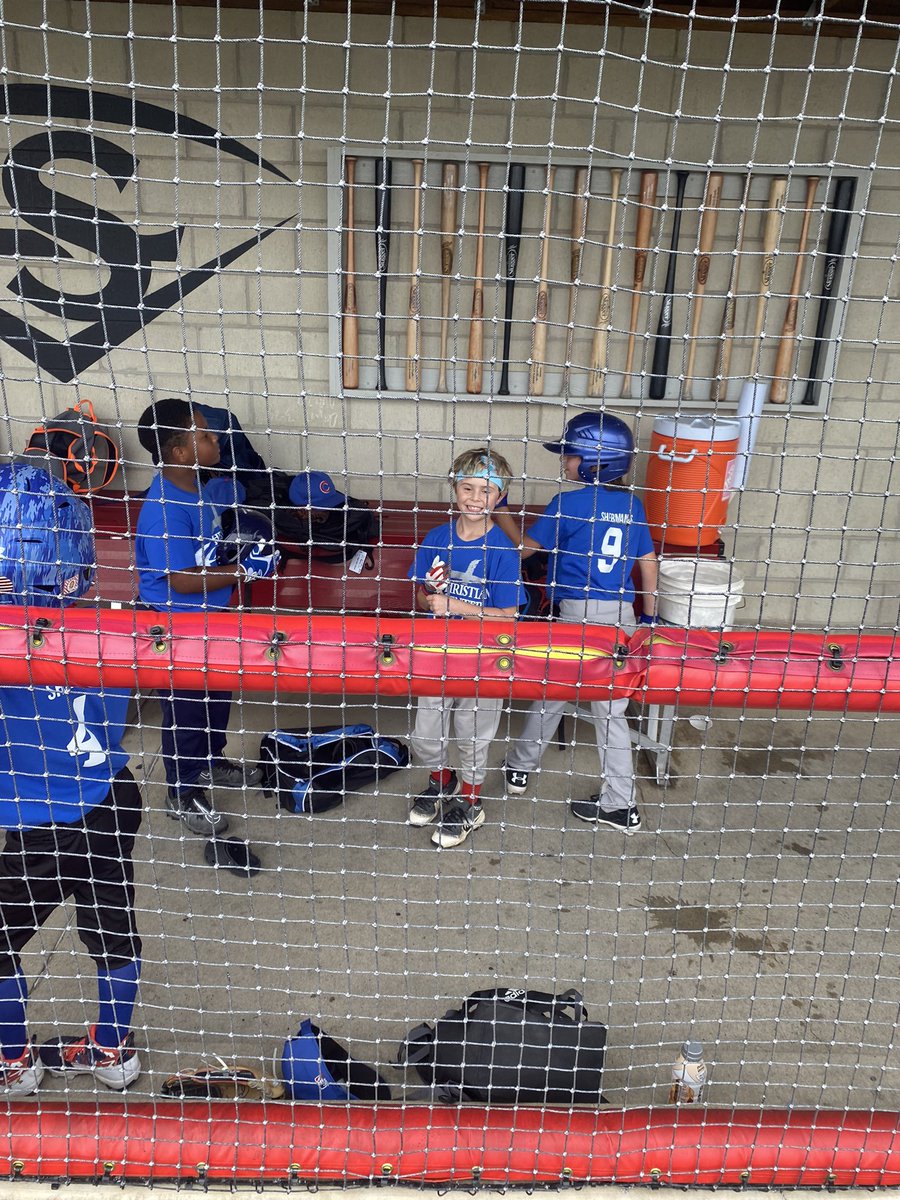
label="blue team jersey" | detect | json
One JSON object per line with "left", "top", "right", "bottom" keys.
{"left": 528, "top": 485, "right": 654, "bottom": 603}
{"left": 0, "top": 685, "right": 131, "bottom": 828}
{"left": 409, "top": 522, "right": 525, "bottom": 613}
{"left": 136, "top": 475, "right": 234, "bottom": 612}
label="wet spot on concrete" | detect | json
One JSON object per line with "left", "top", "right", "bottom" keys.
{"left": 644, "top": 892, "right": 733, "bottom": 945}
{"left": 733, "top": 932, "right": 785, "bottom": 964}
{"left": 728, "top": 745, "right": 830, "bottom": 777}
{"left": 784, "top": 840, "right": 814, "bottom": 858}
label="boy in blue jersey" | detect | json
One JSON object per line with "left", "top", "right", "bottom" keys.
{"left": 135, "top": 399, "right": 279, "bottom": 837}
{"left": 407, "top": 448, "right": 525, "bottom": 848}
{"left": 496, "top": 413, "right": 658, "bottom": 834}
{"left": 0, "top": 465, "right": 142, "bottom": 1095}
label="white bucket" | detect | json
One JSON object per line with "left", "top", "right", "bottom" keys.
{"left": 657, "top": 558, "right": 745, "bottom": 629}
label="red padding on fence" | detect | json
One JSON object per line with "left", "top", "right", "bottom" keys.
{"left": 630, "top": 627, "right": 900, "bottom": 712}
{"left": 0, "top": 608, "right": 896, "bottom": 710}
{"left": 0, "top": 609, "right": 636, "bottom": 702}
{"left": 2, "top": 1102, "right": 900, "bottom": 1186}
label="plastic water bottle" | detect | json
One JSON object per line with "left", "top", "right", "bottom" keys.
{"left": 668, "top": 1039, "right": 708, "bottom": 1104}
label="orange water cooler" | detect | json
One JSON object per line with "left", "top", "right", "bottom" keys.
{"left": 643, "top": 415, "right": 740, "bottom": 549}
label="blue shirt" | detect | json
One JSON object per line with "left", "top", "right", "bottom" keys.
{"left": 528, "top": 485, "right": 654, "bottom": 603}
{"left": 0, "top": 685, "right": 131, "bottom": 828}
{"left": 136, "top": 475, "right": 234, "bottom": 612}
{"left": 409, "top": 522, "right": 525, "bottom": 613}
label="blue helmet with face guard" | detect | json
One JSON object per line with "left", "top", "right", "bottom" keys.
{"left": 543, "top": 411, "right": 635, "bottom": 484}
{"left": 0, "top": 463, "right": 95, "bottom": 606}
{"left": 216, "top": 506, "right": 277, "bottom": 566}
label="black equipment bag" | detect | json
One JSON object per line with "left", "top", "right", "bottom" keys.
{"left": 242, "top": 471, "right": 378, "bottom": 565}
{"left": 259, "top": 724, "right": 408, "bottom": 814}
{"left": 398, "top": 987, "right": 608, "bottom": 1105}
{"left": 197, "top": 403, "right": 379, "bottom": 565}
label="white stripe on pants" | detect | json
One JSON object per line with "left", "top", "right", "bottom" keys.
{"left": 411, "top": 694, "right": 503, "bottom": 786}
{"left": 506, "top": 598, "right": 637, "bottom": 813}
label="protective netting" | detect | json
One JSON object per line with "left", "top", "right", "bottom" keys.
{"left": 0, "top": 0, "right": 899, "bottom": 1185}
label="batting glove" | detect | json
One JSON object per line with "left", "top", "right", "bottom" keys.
{"left": 424, "top": 555, "right": 450, "bottom": 594}
{"left": 239, "top": 539, "right": 280, "bottom": 581}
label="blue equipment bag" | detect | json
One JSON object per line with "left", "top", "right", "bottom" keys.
{"left": 259, "top": 724, "right": 409, "bottom": 814}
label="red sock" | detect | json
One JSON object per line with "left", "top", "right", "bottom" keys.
{"left": 431, "top": 769, "right": 454, "bottom": 788}
{"left": 460, "top": 783, "right": 482, "bottom": 806}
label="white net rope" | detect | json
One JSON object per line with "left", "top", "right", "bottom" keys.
{"left": 0, "top": 0, "right": 897, "bottom": 1159}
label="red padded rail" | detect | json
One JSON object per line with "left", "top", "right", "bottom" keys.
{"left": 2, "top": 1102, "right": 900, "bottom": 1186}
{"left": 0, "top": 609, "right": 896, "bottom": 711}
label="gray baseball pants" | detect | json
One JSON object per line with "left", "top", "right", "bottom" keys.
{"left": 506, "top": 598, "right": 637, "bottom": 813}
{"left": 411, "top": 694, "right": 504, "bottom": 786}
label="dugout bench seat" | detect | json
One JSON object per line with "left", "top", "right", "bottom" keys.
{"left": 88, "top": 495, "right": 514, "bottom": 613}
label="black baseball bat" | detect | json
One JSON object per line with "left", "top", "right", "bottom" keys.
{"left": 801, "top": 175, "right": 856, "bottom": 407}
{"left": 498, "top": 163, "right": 526, "bottom": 396}
{"left": 649, "top": 170, "right": 689, "bottom": 401}
{"left": 374, "top": 158, "right": 393, "bottom": 391}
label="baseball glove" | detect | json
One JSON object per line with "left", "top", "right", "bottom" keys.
{"left": 161, "top": 1055, "right": 285, "bottom": 1100}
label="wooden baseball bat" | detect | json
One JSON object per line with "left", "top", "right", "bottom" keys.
{"left": 529, "top": 165, "right": 557, "bottom": 396}
{"left": 498, "top": 162, "right": 526, "bottom": 396}
{"left": 374, "top": 158, "right": 393, "bottom": 391}
{"left": 405, "top": 158, "right": 425, "bottom": 392}
{"left": 563, "top": 166, "right": 589, "bottom": 387}
{"left": 770, "top": 176, "right": 820, "bottom": 404}
{"left": 683, "top": 171, "right": 724, "bottom": 400}
{"left": 341, "top": 156, "right": 359, "bottom": 390}
{"left": 437, "top": 162, "right": 459, "bottom": 393}
{"left": 801, "top": 175, "right": 857, "bottom": 406}
{"left": 466, "top": 162, "right": 490, "bottom": 395}
{"left": 587, "top": 168, "right": 622, "bottom": 397}
{"left": 750, "top": 174, "right": 788, "bottom": 378}
{"left": 710, "top": 172, "right": 753, "bottom": 404}
{"left": 621, "top": 170, "right": 658, "bottom": 399}
{"left": 648, "top": 170, "right": 689, "bottom": 400}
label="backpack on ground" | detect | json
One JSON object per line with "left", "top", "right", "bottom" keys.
{"left": 259, "top": 724, "right": 409, "bottom": 814}
{"left": 398, "top": 987, "right": 608, "bottom": 1105}
{"left": 21, "top": 398, "right": 119, "bottom": 494}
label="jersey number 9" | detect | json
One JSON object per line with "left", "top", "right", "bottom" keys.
{"left": 596, "top": 527, "right": 624, "bottom": 575}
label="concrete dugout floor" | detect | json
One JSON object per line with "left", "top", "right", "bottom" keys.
{"left": 18, "top": 691, "right": 900, "bottom": 1112}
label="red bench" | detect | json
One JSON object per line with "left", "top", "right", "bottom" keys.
{"left": 88, "top": 495, "right": 471, "bottom": 613}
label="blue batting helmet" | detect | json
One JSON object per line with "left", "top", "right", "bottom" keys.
{"left": 543, "top": 411, "right": 635, "bottom": 484}
{"left": 217, "top": 506, "right": 276, "bottom": 565}
{"left": 280, "top": 1019, "right": 392, "bottom": 1102}
{"left": 0, "top": 463, "right": 95, "bottom": 606}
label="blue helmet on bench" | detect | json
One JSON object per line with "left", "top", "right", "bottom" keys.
{"left": 543, "top": 411, "right": 634, "bottom": 484}
{"left": 216, "top": 506, "right": 276, "bottom": 565}
{"left": 0, "top": 463, "right": 95, "bottom": 606}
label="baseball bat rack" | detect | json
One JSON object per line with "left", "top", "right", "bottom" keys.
{"left": 331, "top": 152, "right": 861, "bottom": 409}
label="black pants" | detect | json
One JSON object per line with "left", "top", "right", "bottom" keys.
{"left": 159, "top": 689, "right": 232, "bottom": 792}
{"left": 0, "top": 769, "right": 143, "bottom": 978}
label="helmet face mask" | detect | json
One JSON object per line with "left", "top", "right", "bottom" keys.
{"left": 0, "top": 464, "right": 95, "bottom": 606}
{"left": 543, "top": 411, "right": 635, "bottom": 484}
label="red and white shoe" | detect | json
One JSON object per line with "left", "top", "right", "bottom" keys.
{"left": 0, "top": 1041, "right": 44, "bottom": 1096}
{"left": 40, "top": 1025, "right": 141, "bottom": 1090}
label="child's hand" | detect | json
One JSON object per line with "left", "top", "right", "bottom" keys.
{"left": 425, "top": 591, "right": 457, "bottom": 616}
{"left": 239, "top": 539, "right": 281, "bottom": 580}
{"left": 423, "top": 556, "right": 450, "bottom": 594}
